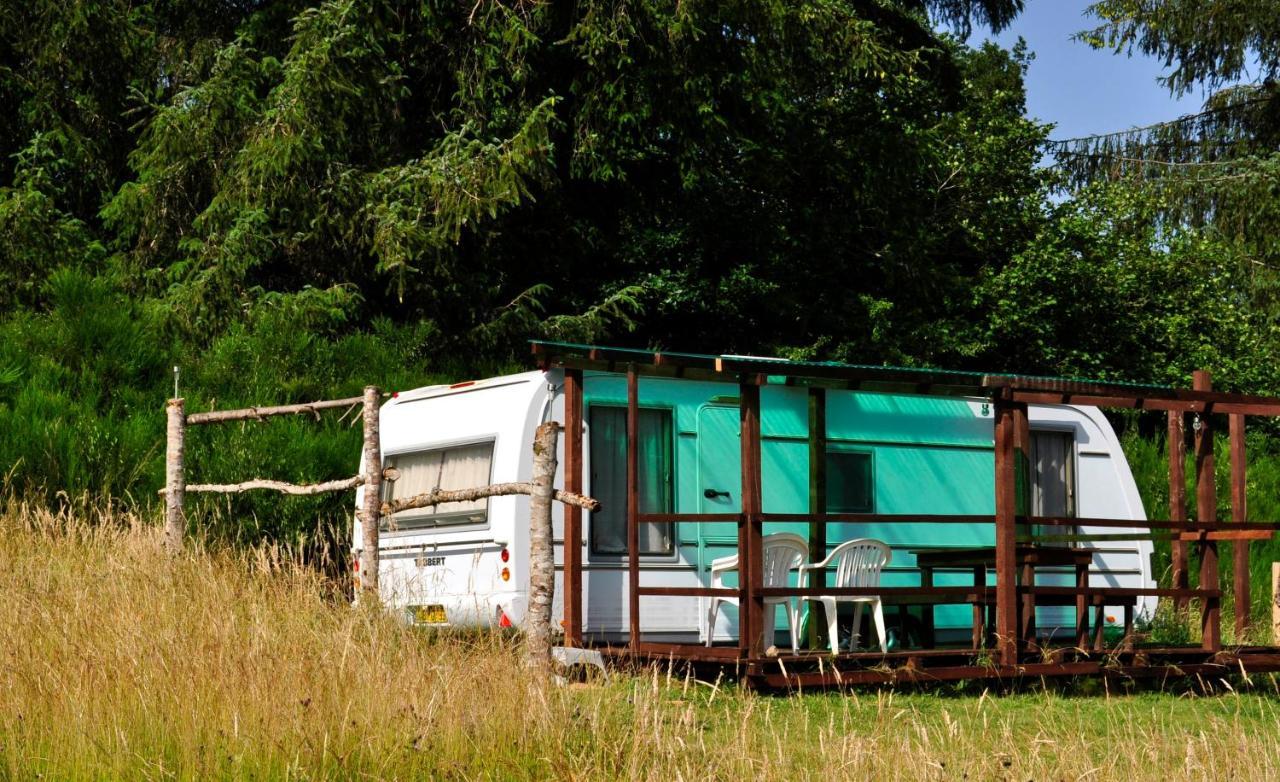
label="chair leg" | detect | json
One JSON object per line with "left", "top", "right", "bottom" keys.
{"left": 851, "top": 602, "right": 865, "bottom": 650}
{"left": 706, "top": 598, "right": 720, "bottom": 647}
{"left": 787, "top": 599, "right": 799, "bottom": 652}
{"left": 765, "top": 602, "right": 775, "bottom": 649}
{"left": 872, "top": 599, "right": 887, "bottom": 653}
{"left": 821, "top": 597, "right": 839, "bottom": 654}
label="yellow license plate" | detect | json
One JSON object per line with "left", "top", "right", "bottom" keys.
{"left": 412, "top": 605, "right": 447, "bottom": 624}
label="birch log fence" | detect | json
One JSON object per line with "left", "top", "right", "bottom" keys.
{"left": 160, "top": 388, "right": 599, "bottom": 668}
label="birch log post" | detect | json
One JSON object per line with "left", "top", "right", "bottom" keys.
{"left": 1273, "top": 562, "right": 1280, "bottom": 644}
{"left": 164, "top": 398, "right": 186, "bottom": 555}
{"left": 359, "top": 386, "right": 382, "bottom": 597}
{"left": 525, "top": 421, "right": 559, "bottom": 671}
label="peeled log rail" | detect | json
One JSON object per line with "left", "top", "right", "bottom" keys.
{"left": 162, "top": 475, "right": 365, "bottom": 496}
{"left": 382, "top": 482, "right": 600, "bottom": 516}
{"left": 185, "top": 396, "right": 366, "bottom": 425}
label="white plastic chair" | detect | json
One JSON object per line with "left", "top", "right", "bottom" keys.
{"left": 799, "top": 538, "right": 891, "bottom": 653}
{"left": 705, "top": 532, "right": 808, "bottom": 651}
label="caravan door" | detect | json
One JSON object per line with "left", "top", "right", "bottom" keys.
{"left": 698, "top": 404, "right": 741, "bottom": 642}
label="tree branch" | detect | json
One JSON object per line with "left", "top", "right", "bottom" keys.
{"left": 383, "top": 483, "right": 600, "bottom": 515}
{"left": 161, "top": 475, "right": 366, "bottom": 495}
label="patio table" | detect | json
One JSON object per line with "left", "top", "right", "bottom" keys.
{"left": 910, "top": 545, "right": 1094, "bottom": 650}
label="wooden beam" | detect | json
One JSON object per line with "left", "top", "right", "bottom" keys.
{"left": 1231, "top": 412, "right": 1250, "bottom": 639}
{"left": 993, "top": 396, "right": 1019, "bottom": 664}
{"left": 1193, "top": 370, "right": 1220, "bottom": 651}
{"left": 1169, "top": 411, "right": 1188, "bottom": 610}
{"left": 1013, "top": 403, "right": 1035, "bottom": 651}
{"left": 1177, "top": 530, "right": 1272, "bottom": 542}
{"left": 532, "top": 341, "right": 1280, "bottom": 414}
{"left": 740, "top": 380, "right": 765, "bottom": 658}
{"left": 563, "top": 368, "right": 584, "bottom": 647}
{"left": 185, "top": 395, "right": 365, "bottom": 425}
{"left": 626, "top": 364, "right": 640, "bottom": 651}
{"left": 807, "top": 387, "right": 827, "bottom": 650}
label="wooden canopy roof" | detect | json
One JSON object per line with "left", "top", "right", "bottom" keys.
{"left": 531, "top": 340, "right": 1280, "bottom": 415}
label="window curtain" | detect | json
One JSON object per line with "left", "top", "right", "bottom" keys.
{"left": 386, "top": 442, "right": 493, "bottom": 525}
{"left": 589, "top": 407, "right": 673, "bottom": 555}
{"left": 1031, "top": 432, "right": 1072, "bottom": 517}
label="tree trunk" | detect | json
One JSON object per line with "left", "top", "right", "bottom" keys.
{"left": 525, "top": 421, "right": 559, "bottom": 672}
{"left": 164, "top": 398, "right": 186, "bottom": 555}
{"left": 359, "top": 386, "right": 382, "bottom": 597}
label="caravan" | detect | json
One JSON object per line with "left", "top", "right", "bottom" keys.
{"left": 353, "top": 354, "right": 1155, "bottom": 647}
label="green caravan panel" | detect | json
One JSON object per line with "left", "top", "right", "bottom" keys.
{"left": 826, "top": 390, "right": 994, "bottom": 447}
{"left": 823, "top": 388, "right": 997, "bottom": 631}
{"left": 757, "top": 384, "right": 812, "bottom": 538}
{"left": 581, "top": 372, "right": 1001, "bottom": 636}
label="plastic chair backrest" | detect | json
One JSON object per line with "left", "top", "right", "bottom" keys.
{"left": 762, "top": 533, "right": 808, "bottom": 588}
{"left": 831, "top": 539, "right": 891, "bottom": 589}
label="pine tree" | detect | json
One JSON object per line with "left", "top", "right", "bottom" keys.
{"left": 1054, "top": 1, "right": 1280, "bottom": 315}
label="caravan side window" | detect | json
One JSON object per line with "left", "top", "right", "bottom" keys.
{"left": 382, "top": 441, "right": 495, "bottom": 529}
{"left": 825, "top": 449, "right": 873, "bottom": 513}
{"left": 589, "top": 406, "right": 674, "bottom": 556}
{"left": 1030, "top": 430, "right": 1076, "bottom": 518}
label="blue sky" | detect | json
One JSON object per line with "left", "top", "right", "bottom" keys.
{"left": 978, "top": 1, "right": 1204, "bottom": 142}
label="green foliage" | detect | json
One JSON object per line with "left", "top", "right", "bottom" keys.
{"left": 22, "top": 0, "right": 1280, "bottom": 562}
{"left": 1082, "top": 0, "right": 1280, "bottom": 94}
{"left": 1057, "top": 3, "right": 1280, "bottom": 328}
{"left": 979, "top": 184, "right": 1278, "bottom": 389}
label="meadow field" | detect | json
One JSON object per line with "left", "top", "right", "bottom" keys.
{"left": 4, "top": 501, "right": 1280, "bottom": 781}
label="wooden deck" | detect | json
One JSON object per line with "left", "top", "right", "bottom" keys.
{"left": 535, "top": 342, "right": 1280, "bottom": 690}
{"left": 592, "top": 642, "right": 1280, "bottom": 689}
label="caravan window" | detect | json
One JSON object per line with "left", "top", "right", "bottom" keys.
{"left": 382, "top": 441, "right": 495, "bottom": 529}
{"left": 1030, "top": 431, "right": 1076, "bottom": 518}
{"left": 826, "top": 450, "right": 873, "bottom": 513}
{"left": 589, "top": 406, "right": 674, "bottom": 556}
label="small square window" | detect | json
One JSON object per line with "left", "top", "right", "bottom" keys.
{"left": 826, "top": 451, "right": 872, "bottom": 513}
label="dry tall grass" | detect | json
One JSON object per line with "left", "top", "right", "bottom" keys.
{"left": 4, "top": 502, "right": 1280, "bottom": 780}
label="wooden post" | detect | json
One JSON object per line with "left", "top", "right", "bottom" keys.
{"left": 1013, "top": 404, "right": 1035, "bottom": 651}
{"left": 563, "top": 369, "right": 584, "bottom": 647}
{"left": 993, "top": 394, "right": 1019, "bottom": 665}
{"left": 1230, "top": 412, "right": 1250, "bottom": 640}
{"left": 740, "top": 379, "right": 764, "bottom": 658}
{"left": 1272, "top": 562, "right": 1280, "bottom": 644}
{"left": 1193, "top": 370, "right": 1220, "bottom": 652}
{"left": 164, "top": 398, "right": 186, "bottom": 555}
{"left": 807, "top": 388, "right": 827, "bottom": 650}
{"left": 626, "top": 365, "right": 640, "bottom": 651}
{"left": 359, "top": 386, "right": 382, "bottom": 597}
{"left": 526, "top": 421, "right": 560, "bottom": 670}
{"left": 1169, "top": 411, "right": 1188, "bottom": 610}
